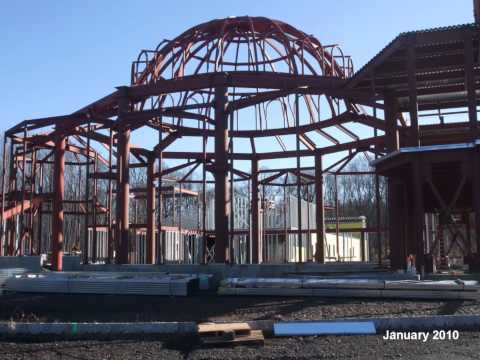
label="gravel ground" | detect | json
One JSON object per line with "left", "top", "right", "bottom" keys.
{"left": 1, "top": 332, "right": 480, "bottom": 360}
{"left": 1, "top": 293, "right": 480, "bottom": 359}
{"left": 0, "top": 293, "right": 479, "bottom": 322}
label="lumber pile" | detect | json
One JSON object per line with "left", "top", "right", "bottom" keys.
{"left": 218, "top": 277, "right": 480, "bottom": 300}
{"left": 198, "top": 322, "right": 264, "bottom": 346}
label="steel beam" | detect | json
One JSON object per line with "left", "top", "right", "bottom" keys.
{"left": 473, "top": 146, "right": 480, "bottom": 258}
{"left": 464, "top": 29, "right": 478, "bottom": 140}
{"left": 51, "top": 134, "right": 65, "bottom": 271}
{"left": 251, "top": 158, "right": 260, "bottom": 263}
{"left": 385, "top": 92, "right": 399, "bottom": 152}
{"left": 314, "top": 153, "right": 325, "bottom": 263}
{"left": 116, "top": 87, "right": 131, "bottom": 264}
{"left": 214, "top": 85, "right": 229, "bottom": 263}
{"left": 146, "top": 155, "right": 156, "bottom": 264}
{"left": 412, "top": 157, "right": 425, "bottom": 271}
{"left": 388, "top": 178, "right": 405, "bottom": 270}
{"left": 407, "top": 36, "right": 419, "bottom": 146}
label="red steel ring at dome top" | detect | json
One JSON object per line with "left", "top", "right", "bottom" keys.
{"left": 132, "top": 16, "right": 354, "bottom": 86}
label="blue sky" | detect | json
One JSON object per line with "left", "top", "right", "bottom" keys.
{"left": 0, "top": 0, "right": 474, "bottom": 170}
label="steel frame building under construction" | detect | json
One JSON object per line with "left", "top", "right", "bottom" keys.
{"left": 2, "top": 9, "right": 480, "bottom": 273}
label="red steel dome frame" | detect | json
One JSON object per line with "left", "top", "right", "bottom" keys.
{"left": 1, "top": 17, "right": 388, "bottom": 270}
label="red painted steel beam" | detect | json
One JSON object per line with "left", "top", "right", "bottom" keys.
{"left": 315, "top": 153, "right": 325, "bottom": 263}
{"left": 116, "top": 87, "right": 131, "bottom": 264}
{"left": 251, "top": 159, "right": 260, "bottom": 263}
{"left": 51, "top": 134, "right": 65, "bottom": 271}
{"left": 384, "top": 92, "right": 399, "bottom": 152}
{"left": 214, "top": 85, "right": 229, "bottom": 263}
{"left": 128, "top": 72, "right": 346, "bottom": 99}
{"left": 2, "top": 195, "right": 47, "bottom": 221}
{"left": 146, "top": 156, "right": 156, "bottom": 264}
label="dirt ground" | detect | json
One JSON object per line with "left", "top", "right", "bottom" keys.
{"left": 1, "top": 293, "right": 480, "bottom": 359}
{"left": 0, "top": 293, "right": 479, "bottom": 323}
{"left": 1, "top": 332, "right": 479, "bottom": 360}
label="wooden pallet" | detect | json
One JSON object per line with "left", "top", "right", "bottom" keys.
{"left": 198, "top": 322, "right": 264, "bottom": 346}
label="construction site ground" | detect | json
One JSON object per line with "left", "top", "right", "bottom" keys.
{"left": 1, "top": 332, "right": 479, "bottom": 359}
{"left": 1, "top": 293, "right": 479, "bottom": 323}
{"left": 1, "top": 293, "right": 480, "bottom": 359}
{"left": 0, "top": 294, "right": 480, "bottom": 322}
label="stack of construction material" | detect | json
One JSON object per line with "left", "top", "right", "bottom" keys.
{"left": 198, "top": 322, "right": 264, "bottom": 346}
{"left": 4, "top": 272, "right": 199, "bottom": 296}
{"left": 218, "top": 277, "right": 480, "bottom": 300}
{"left": 0, "top": 268, "right": 29, "bottom": 288}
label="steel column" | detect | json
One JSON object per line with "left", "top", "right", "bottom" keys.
{"left": 407, "top": 35, "right": 419, "bottom": 146}
{"left": 385, "top": 92, "right": 399, "bottom": 152}
{"left": 473, "top": 146, "right": 480, "bottom": 257}
{"left": 412, "top": 158, "right": 425, "bottom": 271}
{"left": 464, "top": 29, "right": 478, "bottom": 140}
{"left": 51, "top": 134, "right": 65, "bottom": 271}
{"left": 146, "top": 155, "right": 156, "bottom": 264}
{"left": 116, "top": 87, "right": 131, "bottom": 264}
{"left": 0, "top": 134, "right": 6, "bottom": 256}
{"left": 314, "top": 153, "right": 325, "bottom": 263}
{"left": 83, "top": 122, "right": 91, "bottom": 264}
{"left": 251, "top": 158, "right": 260, "bottom": 263}
{"left": 214, "top": 85, "right": 229, "bottom": 263}
{"left": 388, "top": 178, "right": 405, "bottom": 270}
{"left": 107, "top": 129, "right": 114, "bottom": 263}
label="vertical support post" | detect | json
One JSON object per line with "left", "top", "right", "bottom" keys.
{"left": 19, "top": 128, "right": 27, "bottom": 256}
{"left": 360, "top": 232, "right": 366, "bottom": 261}
{"left": 465, "top": 29, "right": 479, "bottom": 259}
{"left": 116, "top": 86, "right": 131, "bottom": 264}
{"left": 29, "top": 149, "right": 37, "bottom": 255}
{"left": 229, "top": 112, "right": 235, "bottom": 264}
{"left": 201, "top": 130, "right": 206, "bottom": 264}
{"left": 83, "top": 122, "right": 91, "bottom": 264}
{"left": 385, "top": 92, "right": 399, "bottom": 152}
{"left": 412, "top": 158, "right": 425, "bottom": 272}
{"left": 107, "top": 129, "right": 114, "bottom": 263}
{"left": 464, "top": 29, "right": 478, "bottom": 140}
{"left": 295, "top": 94, "right": 302, "bottom": 263}
{"left": 37, "top": 163, "right": 43, "bottom": 255}
{"left": 334, "top": 174, "right": 340, "bottom": 261}
{"left": 51, "top": 133, "right": 65, "bottom": 271}
{"left": 465, "top": 211, "right": 472, "bottom": 255}
{"left": 283, "top": 175, "right": 288, "bottom": 263}
{"left": 262, "top": 185, "right": 266, "bottom": 262}
{"left": 214, "top": 85, "right": 229, "bottom": 263}
{"left": 7, "top": 141, "right": 16, "bottom": 256}
{"left": 157, "top": 118, "right": 164, "bottom": 264}
{"left": 146, "top": 155, "right": 156, "bottom": 264}
{"left": 371, "top": 72, "right": 383, "bottom": 265}
{"left": 92, "top": 154, "right": 98, "bottom": 263}
{"left": 388, "top": 178, "right": 403, "bottom": 269}
{"left": 306, "top": 185, "right": 311, "bottom": 262}
{"left": 251, "top": 158, "right": 260, "bottom": 263}
{"left": 407, "top": 35, "right": 419, "bottom": 147}
{"left": 0, "top": 134, "right": 7, "bottom": 256}
{"left": 375, "top": 173, "right": 383, "bottom": 265}
{"left": 473, "top": 146, "right": 480, "bottom": 257}
{"left": 314, "top": 153, "right": 325, "bottom": 263}
{"left": 475, "top": 0, "right": 480, "bottom": 24}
